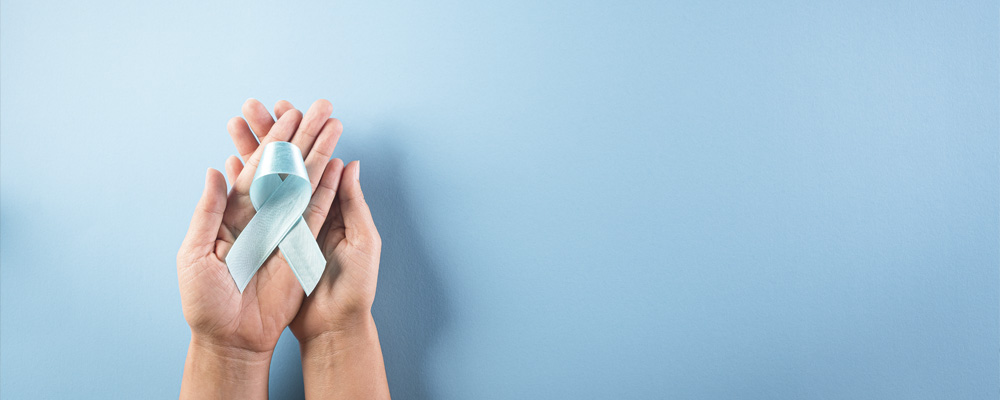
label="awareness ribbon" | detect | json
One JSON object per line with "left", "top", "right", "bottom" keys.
{"left": 225, "top": 142, "right": 326, "bottom": 296}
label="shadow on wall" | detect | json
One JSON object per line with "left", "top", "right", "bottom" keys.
{"left": 365, "top": 133, "right": 451, "bottom": 399}
{"left": 271, "top": 125, "right": 451, "bottom": 400}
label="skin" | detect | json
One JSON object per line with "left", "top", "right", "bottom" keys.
{"left": 177, "top": 99, "right": 389, "bottom": 399}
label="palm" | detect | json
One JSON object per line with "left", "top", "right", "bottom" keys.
{"left": 178, "top": 99, "right": 344, "bottom": 351}
{"left": 179, "top": 247, "right": 301, "bottom": 352}
{"left": 179, "top": 187, "right": 305, "bottom": 350}
{"left": 291, "top": 195, "right": 381, "bottom": 340}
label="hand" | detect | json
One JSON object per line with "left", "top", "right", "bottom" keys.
{"left": 225, "top": 100, "right": 389, "bottom": 399}
{"left": 224, "top": 100, "right": 382, "bottom": 340}
{"left": 289, "top": 149, "right": 382, "bottom": 339}
{"left": 177, "top": 99, "right": 345, "bottom": 399}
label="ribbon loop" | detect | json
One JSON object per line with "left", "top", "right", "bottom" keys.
{"left": 225, "top": 142, "right": 326, "bottom": 295}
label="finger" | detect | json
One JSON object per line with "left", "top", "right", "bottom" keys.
{"left": 232, "top": 109, "right": 303, "bottom": 195}
{"left": 274, "top": 100, "right": 294, "bottom": 119}
{"left": 180, "top": 168, "right": 228, "bottom": 255}
{"left": 224, "top": 155, "right": 243, "bottom": 185}
{"left": 337, "top": 161, "right": 380, "bottom": 250}
{"left": 226, "top": 117, "right": 258, "bottom": 162}
{"left": 290, "top": 99, "right": 333, "bottom": 157}
{"left": 242, "top": 98, "right": 275, "bottom": 141}
{"left": 303, "top": 158, "right": 345, "bottom": 237}
{"left": 304, "top": 118, "right": 344, "bottom": 191}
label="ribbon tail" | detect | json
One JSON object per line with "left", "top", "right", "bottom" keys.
{"left": 279, "top": 218, "right": 326, "bottom": 296}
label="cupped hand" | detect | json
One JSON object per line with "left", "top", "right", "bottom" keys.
{"left": 221, "top": 100, "right": 383, "bottom": 344}
{"left": 289, "top": 156, "right": 382, "bottom": 342}
{"left": 176, "top": 98, "right": 345, "bottom": 354}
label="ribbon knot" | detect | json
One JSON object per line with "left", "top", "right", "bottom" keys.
{"left": 225, "top": 142, "right": 326, "bottom": 295}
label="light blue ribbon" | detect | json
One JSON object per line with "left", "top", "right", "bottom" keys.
{"left": 225, "top": 142, "right": 326, "bottom": 295}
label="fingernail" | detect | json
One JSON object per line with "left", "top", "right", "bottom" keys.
{"left": 355, "top": 161, "right": 361, "bottom": 181}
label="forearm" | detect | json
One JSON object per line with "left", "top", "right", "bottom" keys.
{"left": 180, "top": 336, "right": 273, "bottom": 400}
{"left": 299, "top": 313, "right": 391, "bottom": 399}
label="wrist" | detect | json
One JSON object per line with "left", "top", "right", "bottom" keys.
{"left": 297, "top": 312, "right": 391, "bottom": 399}
{"left": 298, "top": 312, "right": 377, "bottom": 363}
{"left": 180, "top": 336, "right": 273, "bottom": 400}
{"left": 190, "top": 334, "right": 275, "bottom": 364}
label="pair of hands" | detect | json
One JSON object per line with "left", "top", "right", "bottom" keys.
{"left": 176, "top": 99, "right": 386, "bottom": 399}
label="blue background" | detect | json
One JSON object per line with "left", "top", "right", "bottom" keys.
{"left": 1, "top": 0, "right": 997, "bottom": 398}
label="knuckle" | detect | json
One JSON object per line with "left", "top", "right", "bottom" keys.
{"left": 305, "top": 202, "right": 327, "bottom": 220}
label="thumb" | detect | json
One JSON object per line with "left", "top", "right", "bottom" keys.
{"left": 180, "top": 168, "right": 227, "bottom": 257}
{"left": 337, "top": 161, "right": 381, "bottom": 251}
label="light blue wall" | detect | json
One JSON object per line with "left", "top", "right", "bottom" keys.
{"left": 1, "top": 0, "right": 996, "bottom": 398}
